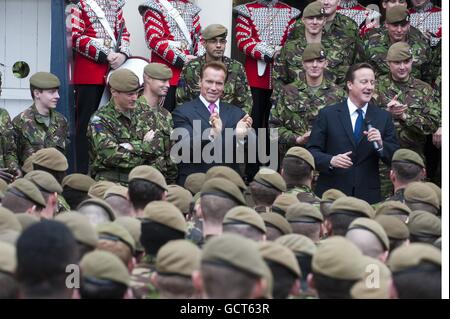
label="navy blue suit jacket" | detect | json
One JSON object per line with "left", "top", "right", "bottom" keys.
{"left": 307, "top": 100, "right": 399, "bottom": 204}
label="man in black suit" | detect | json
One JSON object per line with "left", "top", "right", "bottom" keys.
{"left": 307, "top": 63, "right": 399, "bottom": 204}
{"left": 172, "top": 61, "right": 253, "bottom": 186}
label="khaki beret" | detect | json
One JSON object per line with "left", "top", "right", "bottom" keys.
{"left": 253, "top": 168, "right": 286, "bottom": 192}
{"left": 348, "top": 218, "right": 390, "bottom": 250}
{"left": 202, "top": 24, "right": 228, "bottom": 40}
{"left": 142, "top": 201, "right": 187, "bottom": 234}
{"left": 55, "top": 211, "right": 99, "bottom": 248}
{"left": 386, "top": 42, "right": 413, "bottom": 62}
{"left": 80, "top": 250, "right": 130, "bottom": 286}
{"left": 258, "top": 241, "right": 301, "bottom": 277}
{"left": 29, "top": 71, "right": 60, "bottom": 89}
{"left": 104, "top": 185, "right": 128, "bottom": 200}
{"left": 33, "top": 148, "right": 68, "bottom": 172}
{"left": 321, "top": 189, "right": 346, "bottom": 202}
{"left": 113, "top": 216, "right": 143, "bottom": 252}
{"left": 0, "top": 242, "right": 16, "bottom": 274}
{"left": 156, "top": 239, "right": 201, "bottom": 277}
{"left": 351, "top": 257, "right": 391, "bottom": 299}
{"left": 24, "top": 170, "right": 63, "bottom": 194}
{"left": 88, "top": 181, "right": 116, "bottom": 199}
{"left": 109, "top": 69, "right": 140, "bottom": 92}
{"left": 223, "top": 206, "right": 266, "bottom": 234}
{"left": 391, "top": 148, "right": 424, "bottom": 167}
{"left": 260, "top": 212, "right": 292, "bottom": 235}
{"left": 200, "top": 177, "right": 246, "bottom": 205}
{"left": 408, "top": 210, "right": 441, "bottom": 237}
{"left": 286, "top": 202, "right": 324, "bottom": 222}
{"left": 386, "top": 5, "right": 410, "bottom": 24}
{"left": 275, "top": 233, "right": 317, "bottom": 257}
{"left": 312, "top": 236, "right": 367, "bottom": 280}
{"left": 144, "top": 63, "right": 173, "bottom": 80}
{"left": 15, "top": 213, "right": 39, "bottom": 231}
{"left": 272, "top": 194, "right": 299, "bottom": 216}
{"left": 0, "top": 207, "right": 22, "bottom": 232}
{"left": 21, "top": 153, "right": 36, "bottom": 174}
{"left": 62, "top": 174, "right": 96, "bottom": 192}
{"left": 184, "top": 173, "right": 206, "bottom": 195}
{"left": 201, "top": 233, "right": 266, "bottom": 278}
{"left": 0, "top": 179, "right": 7, "bottom": 193}
{"left": 425, "top": 182, "right": 441, "bottom": 207}
{"left": 128, "top": 165, "right": 168, "bottom": 191}
{"left": 205, "top": 166, "right": 247, "bottom": 192}
{"left": 97, "top": 222, "right": 136, "bottom": 253}
{"left": 388, "top": 243, "right": 441, "bottom": 273}
{"left": 375, "top": 215, "right": 409, "bottom": 240}
{"left": 7, "top": 178, "right": 46, "bottom": 207}
{"left": 404, "top": 182, "right": 440, "bottom": 210}
{"left": 285, "top": 146, "right": 315, "bottom": 169}
{"left": 375, "top": 200, "right": 412, "bottom": 217}
{"left": 77, "top": 198, "right": 117, "bottom": 221}
{"left": 303, "top": 1, "right": 326, "bottom": 18}
{"left": 166, "top": 185, "right": 193, "bottom": 214}
{"left": 330, "top": 196, "right": 375, "bottom": 218}
{"left": 303, "top": 43, "right": 326, "bottom": 61}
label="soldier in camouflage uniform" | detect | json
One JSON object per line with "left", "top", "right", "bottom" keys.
{"left": 177, "top": 24, "right": 252, "bottom": 114}
{"left": 87, "top": 70, "right": 157, "bottom": 185}
{"left": 12, "top": 72, "right": 68, "bottom": 167}
{"left": 135, "top": 63, "right": 178, "bottom": 184}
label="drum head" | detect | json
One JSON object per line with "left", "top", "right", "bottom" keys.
{"left": 106, "top": 56, "right": 149, "bottom": 86}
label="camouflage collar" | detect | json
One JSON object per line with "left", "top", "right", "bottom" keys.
{"left": 389, "top": 74, "right": 415, "bottom": 88}
{"left": 109, "top": 100, "right": 133, "bottom": 120}
{"left": 339, "top": 0, "right": 358, "bottom": 9}
{"left": 287, "top": 185, "right": 313, "bottom": 193}
{"left": 201, "top": 55, "right": 233, "bottom": 68}
{"left": 414, "top": 1, "right": 433, "bottom": 13}
{"left": 31, "top": 103, "right": 53, "bottom": 124}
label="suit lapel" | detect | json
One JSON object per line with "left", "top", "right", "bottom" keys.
{"left": 193, "top": 98, "right": 212, "bottom": 125}
{"left": 337, "top": 101, "right": 356, "bottom": 148}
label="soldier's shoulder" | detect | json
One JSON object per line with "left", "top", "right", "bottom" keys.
{"left": 335, "top": 13, "right": 358, "bottom": 30}
{"left": 411, "top": 78, "right": 434, "bottom": 91}
{"left": 138, "top": 0, "right": 164, "bottom": 16}
{"left": 53, "top": 110, "right": 68, "bottom": 123}
{"left": 234, "top": 2, "right": 254, "bottom": 17}
{"left": 12, "top": 106, "right": 34, "bottom": 124}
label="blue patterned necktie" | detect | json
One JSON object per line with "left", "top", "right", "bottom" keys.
{"left": 354, "top": 109, "right": 364, "bottom": 142}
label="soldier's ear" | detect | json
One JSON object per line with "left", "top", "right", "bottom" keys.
{"left": 307, "top": 273, "right": 315, "bottom": 290}
{"left": 192, "top": 270, "right": 204, "bottom": 296}
{"left": 250, "top": 277, "right": 267, "bottom": 299}
{"left": 290, "top": 278, "right": 301, "bottom": 297}
{"left": 389, "top": 278, "right": 399, "bottom": 299}
{"left": 150, "top": 272, "right": 159, "bottom": 288}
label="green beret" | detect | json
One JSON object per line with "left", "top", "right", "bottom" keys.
{"left": 29, "top": 72, "right": 60, "bottom": 89}
{"left": 128, "top": 165, "right": 168, "bottom": 191}
{"left": 260, "top": 212, "right": 292, "bottom": 235}
{"left": 0, "top": 242, "right": 16, "bottom": 274}
{"left": 113, "top": 216, "right": 143, "bottom": 252}
{"left": 144, "top": 63, "right": 173, "bottom": 80}
{"left": 15, "top": 213, "right": 39, "bottom": 231}
{"left": 0, "top": 207, "right": 22, "bottom": 232}
{"left": 425, "top": 182, "right": 441, "bottom": 207}
{"left": 55, "top": 211, "right": 99, "bottom": 248}
{"left": 313, "top": 236, "right": 367, "bottom": 280}
{"left": 348, "top": 218, "right": 390, "bottom": 250}
{"left": 201, "top": 233, "right": 266, "bottom": 278}
{"left": 404, "top": 182, "right": 440, "bottom": 211}
{"left": 330, "top": 196, "right": 375, "bottom": 218}
{"left": 24, "top": 170, "right": 63, "bottom": 194}
{"left": 386, "top": 5, "right": 410, "bottom": 24}
{"left": 258, "top": 241, "right": 301, "bottom": 277}
{"left": 109, "top": 69, "right": 140, "bottom": 92}
{"left": 0, "top": 179, "right": 7, "bottom": 193}
{"left": 166, "top": 185, "right": 193, "bottom": 214}
{"left": 62, "top": 174, "right": 96, "bottom": 192}
{"left": 375, "top": 215, "right": 409, "bottom": 240}
{"left": 88, "top": 181, "right": 116, "bottom": 199}
{"left": 303, "top": 43, "right": 326, "bottom": 62}
{"left": 223, "top": 206, "right": 266, "bottom": 234}
{"left": 33, "top": 148, "right": 68, "bottom": 172}
{"left": 7, "top": 178, "right": 46, "bottom": 207}
{"left": 202, "top": 24, "right": 228, "bottom": 40}
{"left": 200, "top": 177, "right": 246, "bottom": 205}
{"left": 272, "top": 194, "right": 299, "bottom": 216}
{"left": 80, "top": 250, "right": 130, "bottom": 286}
{"left": 205, "top": 166, "right": 247, "bottom": 192}
{"left": 156, "top": 239, "right": 201, "bottom": 277}
{"left": 276, "top": 233, "right": 317, "bottom": 256}
{"left": 97, "top": 222, "right": 136, "bottom": 254}
{"left": 392, "top": 148, "right": 424, "bottom": 167}
{"left": 408, "top": 210, "right": 441, "bottom": 238}
{"left": 21, "top": 153, "right": 36, "bottom": 174}
{"left": 375, "top": 200, "right": 412, "bottom": 217}
{"left": 303, "top": 1, "right": 326, "bottom": 18}
{"left": 285, "top": 146, "right": 315, "bottom": 169}
{"left": 77, "top": 197, "right": 117, "bottom": 221}
{"left": 253, "top": 168, "right": 286, "bottom": 192}
{"left": 351, "top": 257, "right": 391, "bottom": 299}
{"left": 104, "top": 185, "right": 128, "bottom": 199}
{"left": 386, "top": 42, "right": 413, "bottom": 62}
{"left": 142, "top": 201, "right": 187, "bottom": 234}
{"left": 184, "top": 173, "right": 206, "bottom": 195}
{"left": 388, "top": 243, "right": 441, "bottom": 273}
{"left": 286, "top": 202, "right": 323, "bottom": 222}
{"left": 321, "top": 189, "right": 346, "bottom": 202}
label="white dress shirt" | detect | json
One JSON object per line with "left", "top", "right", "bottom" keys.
{"left": 347, "top": 97, "right": 368, "bottom": 131}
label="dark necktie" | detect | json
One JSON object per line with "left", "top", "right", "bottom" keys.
{"left": 354, "top": 109, "right": 364, "bottom": 142}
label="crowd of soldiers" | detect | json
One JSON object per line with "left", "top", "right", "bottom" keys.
{"left": 0, "top": 0, "right": 443, "bottom": 299}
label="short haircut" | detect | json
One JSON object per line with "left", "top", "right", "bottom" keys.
{"left": 389, "top": 238, "right": 408, "bottom": 253}
{"left": 281, "top": 156, "right": 313, "bottom": 188}
{"left": 392, "top": 262, "right": 441, "bottom": 299}
{"left": 345, "top": 62, "right": 375, "bottom": 92}
{"left": 80, "top": 277, "right": 127, "bottom": 299}
{"left": 249, "top": 181, "right": 281, "bottom": 207}
{"left": 266, "top": 260, "right": 298, "bottom": 299}
{"left": 33, "top": 163, "right": 66, "bottom": 185}
{"left": 29, "top": 84, "right": 42, "bottom": 100}
{"left": 296, "top": 254, "right": 313, "bottom": 281}
{"left": 77, "top": 204, "right": 112, "bottom": 226}
{"left": 200, "top": 61, "right": 228, "bottom": 81}
{"left": 62, "top": 186, "right": 89, "bottom": 210}
{"left": 312, "top": 272, "right": 358, "bottom": 299}
{"left": 97, "top": 239, "right": 133, "bottom": 266}
{"left": 200, "top": 194, "right": 238, "bottom": 226}
{"left": 290, "top": 222, "right": 321, "bottom": 242}
{"left": 140, "top": 221, "right": 185, "bottom": 256}
{"left": 222, "top": 224, "right": 265, "bottom": 241}
{"left": 155, "top": 274, "right": 195, "bottom": 299}
{"left": 128, "top": 179, "right": 165, "bottom": 211}
{"left": 265, "top": 225, "right": 283, "bottom": 241}
{"left": 0, "top": 191, "right": 44, "bottom": 213}
{"left": 391, "top": 162, "right": 423, "bottom": 183}
{"left": 345, "top": 228, "right": 385, "bottom": 258}
{"left": 0, "top": 273, "right": 19, "bottom": 299}
{"left": 326, "top": 211, "right": 361, "bottom": 236}
{"left": 104, "top": 195, "right": 132, "bottom": 217}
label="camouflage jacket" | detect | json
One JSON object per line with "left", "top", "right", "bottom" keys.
{"left": 430, "top": 40, "right": 441, "bottom": 96}
{"left": 176, "top": 55, "right": 252, "bottom": 113}
{"left": 130, "top": 257, "right": 159, "bottom": 299}
{"left": 135, "top": 96, "right": 178, "bottom": 184}
{"left": 0, "top": 108, "right": 19, "bottom": 172}
{"left": 12, "top": 104, "right": 68, "bottom": 166}
{"left": 286, "top": 185, "right": 321, "bottom": 209}
{"left": 374, "top": 75, "right": 440, "bottom": 154}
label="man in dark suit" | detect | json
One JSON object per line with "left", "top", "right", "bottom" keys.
{"left": 172, "top": 61, "right": 253, "bottom": 186}
{"left": 307, "top": 63, "right": 399, "bottom": 204}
